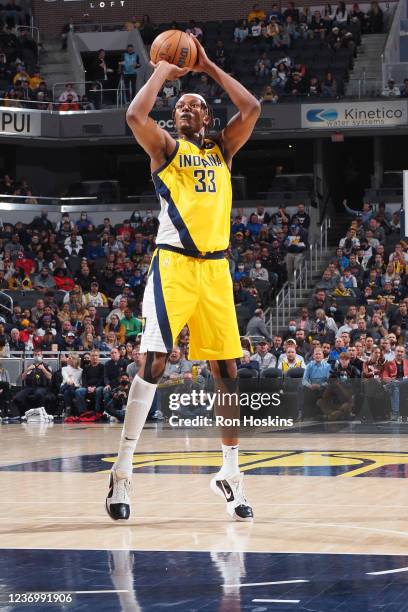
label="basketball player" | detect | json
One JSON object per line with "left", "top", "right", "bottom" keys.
{"left": 106, "top": 36, "right": 261, "bottom": 522}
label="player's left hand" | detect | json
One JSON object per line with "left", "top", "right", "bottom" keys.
{"left": 189, "top": 34, "right": 213, "bottom": 73}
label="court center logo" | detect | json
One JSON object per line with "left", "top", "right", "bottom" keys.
{"left": 306, "top": 108, "right": 338, "bottom": 122}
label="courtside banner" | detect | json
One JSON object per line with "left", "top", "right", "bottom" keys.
{"left": 301, "top": 100, "right": 408, "bottom": 129}
{"left": 0, "top": 108, "right": 41, "bottom": 136}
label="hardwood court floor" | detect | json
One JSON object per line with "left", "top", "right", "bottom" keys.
{"left": 1, "top": 422, "right": 408, "bottom": 610}
{"left": 1, "top": 422, "right": 408, "bottom": 555}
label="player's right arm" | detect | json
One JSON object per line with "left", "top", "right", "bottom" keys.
{"left": 126, "top": 61, "right": 189, "bottom": 171}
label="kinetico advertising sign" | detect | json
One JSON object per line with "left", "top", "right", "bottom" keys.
{"left": 301, "top": 101, "right": 407, "bottom": 129}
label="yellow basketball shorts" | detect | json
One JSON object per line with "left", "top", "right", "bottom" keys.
{"left": 140, "top": 246, "right": 243, "bottom": 361}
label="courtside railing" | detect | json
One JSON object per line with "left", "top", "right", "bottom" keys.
{"left": 266, "top": 216, "right": 331, "bottom": 336}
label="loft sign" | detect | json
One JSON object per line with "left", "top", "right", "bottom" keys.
{"left": 89, "top": 1, "right": 125, "bottom": 7}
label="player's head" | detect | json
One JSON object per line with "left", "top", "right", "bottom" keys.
{"left": 172, "top": 93, "right": 214, "bottom": 138}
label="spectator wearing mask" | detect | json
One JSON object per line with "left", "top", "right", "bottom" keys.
{"left": 13, "top": 350, "right": 52, "bottom": 415}
{"left": 249, "top": 259, "right": 269, "bottom": 282}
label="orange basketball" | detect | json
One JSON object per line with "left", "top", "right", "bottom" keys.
{"left": 150, "top": 30, "right": 197, "bottom": 69}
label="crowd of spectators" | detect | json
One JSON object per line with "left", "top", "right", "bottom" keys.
{"left": 55, "top": 2, "right": 387, "bottom": 112}
{"left": 0, "top": 199, "right": 312, "bottom": 421}
{"left": 0, "top": 195, "right": 406, "bottom": 424}
{"left": 0, "top": 27, "right": 47, "bottom": 109}
{"left": 234, "top": 197, "right": 407, "bottom": 422}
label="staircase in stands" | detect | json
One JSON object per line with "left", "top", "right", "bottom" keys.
{"left": 265, "top": 211, "right": 351, "bottom": 336}
{"left": 40, "top": 38, "right": 76, "bottom": 96}
{"left": 345, "top": 33, "right": 388, "bottom": 97}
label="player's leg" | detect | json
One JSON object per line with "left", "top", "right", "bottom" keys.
{"left": 106, "top": 249, "right": 197, "bottom": 521}
{"left": 208, "top": 359, "right": 253, "bottom": 522}
{"left": 106, "top": 351, "right": 167, "bottom": 521}
{"left": 188, "top": 258, "right": 253, "bottom": 521}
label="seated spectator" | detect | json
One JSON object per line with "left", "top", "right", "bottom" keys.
{"left": 13, "top": 350, "right": 52, "bottom": 416}
{"left": 400, "top": 79, "right": 408, "bottom": 98}
{"left": 185, "top": 20, "right": 203, "bottom": 41}
{"left": 238, "top": 350, "right": 260, "bottom": 374}
{"left": 249, "top": 259, "right": 269, "bottom": 282}
{"left": 254, "top": 52, "right": 272, "bottom": 79}
{"left": 75, "top": 349, "right": 104, "bottom": 414}
{"left": 105, "top": 373, "right": 131, "bottom": 422}
{"left": 61, "top": 353, "right": 82, "bottom": 415}
{"left": 264, "top": 18, "right": 282, "bottom": 48}
{"left": 321, "top": 71, "right": 338, "bottom": 98}
{"left": 120, "top": 306, "right": 142, "bottom": 340}
{"left": 248, "top": 3, "right": 266, "bottom": 24}
{"left": 251, "top": 340, "right": 276, "bottom": 371}
{"left": 318, "top": 351, "right": 360, "bottom": 420}
{"left": 285, "top": 71, "right": 306, "bottom": 96}
{"left": 101, "top": 347, "right": 128, "bottom": 410}
{"left": 80, "top": 95, "right": 95, "bottom": 110}
{"left": 83, "top": 281, "right": 108, "bottom": 307}
{"left": 283, "top": 2, "right": 299, "bottom": 22}
{"left": 8, "top": 327, "right": 25, "bottom": 353}
{"left": 307, "top": 76, "right": 321, "bottom": 97}
{"left": 234, "top": 20, "right": 249, "bottom": 43}
{"left": 157, "top": 79, "right": 179, "bottom": 108}
{"left": 59, "top": 94, "right": 80, "bottom": 111}
{"left": 332, "top": 1, "right": 348, "bottom": 26}
{"left": 301, "top": 347, "right": 331, "bottom": 418}
{"left": 310, "top": 11, "right": 326, "bottom": 37}
{"left": 126, "top": 347, "right": 143, "bottom": 380}
{"left": 260, "top": 84, "right": 279, "bottom": 103}
{"left": 59, "top": 83, "right": 79, "bottom": 104}
{"left": 194, "top": 74, "right": 214, "bottom": 98}
{"left": 277, "top": 341, "right": 306, "bottom": 371}
{"left": 328, "top": 336, "right": 347, "bottom": 364}
{"left": 382, "top": 79, "right": 400, "bottom": 97}
{"left": 249, "top": 18, "right": 263, "bottom": 45}
{"left": 104, "top": 313, "right": 126, "bottom": 345}
{"left": 162, "top": 346, "right": 191, "bottom": 380}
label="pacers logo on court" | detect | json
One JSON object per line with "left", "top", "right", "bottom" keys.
{"left": 3, "top": 450, "right": 408, "bottom": 478}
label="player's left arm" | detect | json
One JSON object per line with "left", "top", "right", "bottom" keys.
{"left": 191, "top": 36, "right": 261, "bottom": 165}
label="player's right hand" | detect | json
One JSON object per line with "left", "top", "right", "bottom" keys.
{"left": 150, "top": 60, "right": 190, "bottom": 80}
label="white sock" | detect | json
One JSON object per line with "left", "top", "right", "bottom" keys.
{"left": 220, "top": 444, "right": 240, "bottom": 477}
{"left": 114, "top": 375, "right": 157, "bottom": 479}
